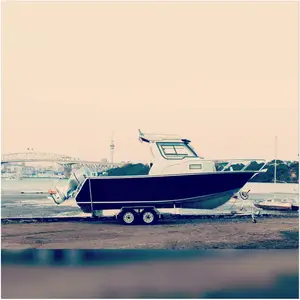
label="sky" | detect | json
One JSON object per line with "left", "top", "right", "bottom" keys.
{"left": 1, "top": 1, "right": 299, "bottom": 163}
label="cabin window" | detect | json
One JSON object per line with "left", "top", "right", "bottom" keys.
{"left": 157, "top": 142, "right": 198, "bottom": 160}
{"left": 161, "top": 146, "right": 177, "bottom": 155}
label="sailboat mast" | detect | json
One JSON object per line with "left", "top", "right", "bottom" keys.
{"left": 110, "top": 131, "right": 115, "bottom": 163}
{"left": 274, "top": 136, "right": 277, "bottom": 184}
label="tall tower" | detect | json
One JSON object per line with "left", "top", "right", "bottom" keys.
{"left": 110, "top": 133, "right": 115, "bottom": 163}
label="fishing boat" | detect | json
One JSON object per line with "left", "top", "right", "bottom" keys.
{"left": 49, "top": 130, "right": 266, "bottom": 225}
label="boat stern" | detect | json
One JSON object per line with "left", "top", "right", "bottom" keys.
{"left": 49, "top": 167, "right": 92, "bottom": 205}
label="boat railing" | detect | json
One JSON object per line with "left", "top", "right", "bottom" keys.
{"left": 210, "top": 159, "right": 267, "bottom": 172}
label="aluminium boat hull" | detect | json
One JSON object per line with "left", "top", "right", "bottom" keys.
{"left": 75, "top": 171, "right": 256, "bottom": 212}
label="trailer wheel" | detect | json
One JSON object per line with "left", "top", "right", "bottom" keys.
{"left": 141, "top": 209, "right": 158, "bottom": 225}
{"left": 119, "top": 209, "right": 137, "bottom": 225}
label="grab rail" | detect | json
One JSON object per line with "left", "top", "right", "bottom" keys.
{"left": 211, "top": 159, "right": 267, "bottom": 172}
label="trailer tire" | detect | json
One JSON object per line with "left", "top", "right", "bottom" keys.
{"left": 141, "top": 209, "right": 158, "bottom": 225}
{"left": 119, "top": 209, "right": 138, "bottom": 225}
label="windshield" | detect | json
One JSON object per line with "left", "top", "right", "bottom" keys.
{"left": 157, "top": 142, "right": 198, "bottom": 160}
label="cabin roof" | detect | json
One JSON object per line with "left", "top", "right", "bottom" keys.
{"left": 138, "top": 129, "right": 191, "bottom": 144}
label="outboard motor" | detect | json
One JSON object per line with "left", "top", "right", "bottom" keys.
{"left": 49, "top": 167, "right": 92, "bottom": 204}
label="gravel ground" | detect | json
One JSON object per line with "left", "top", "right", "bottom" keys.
{"left": 1, "top": 216, "right": 298, "bottom": 249}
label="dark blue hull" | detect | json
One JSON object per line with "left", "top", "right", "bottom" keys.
{"left": 74, "top": 171, "right": 256, "bottom": 212}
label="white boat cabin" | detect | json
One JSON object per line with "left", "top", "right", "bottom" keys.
{"left": 138, "top": 130, "right": 216, "bottom": 175}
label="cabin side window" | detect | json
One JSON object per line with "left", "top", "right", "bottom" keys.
{"left": 157, "top": 142, "right": 198, "bottom": 160}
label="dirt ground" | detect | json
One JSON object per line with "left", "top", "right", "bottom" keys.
{"left": 1, "top": 216, "right": 299, "bottom": 249}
